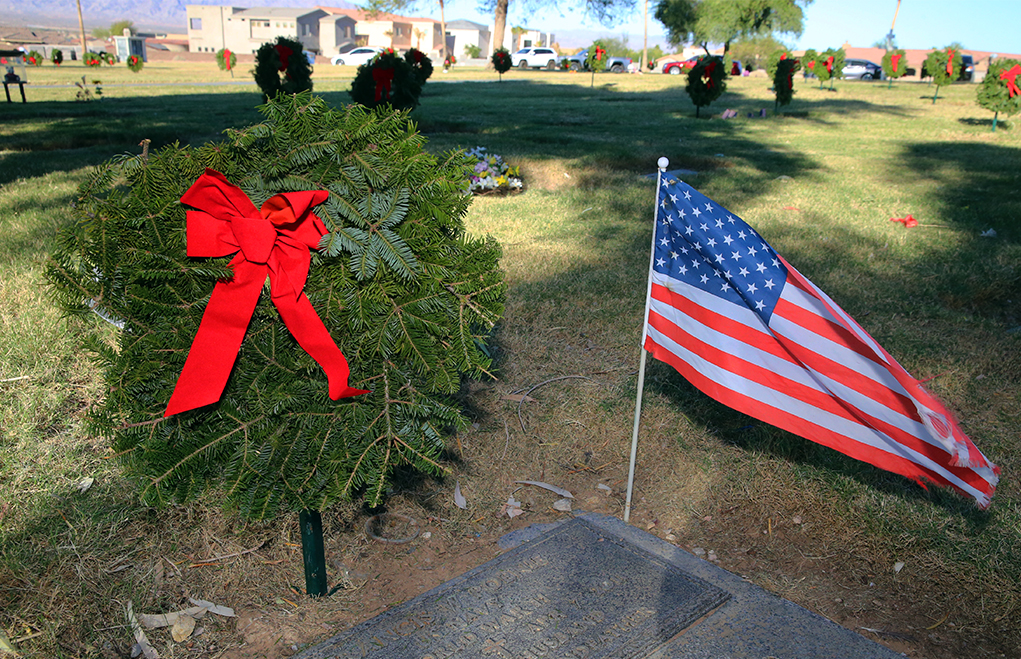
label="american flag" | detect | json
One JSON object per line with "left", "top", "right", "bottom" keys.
{"left": 644, "top": 174, "right": 999, "bottom": 507}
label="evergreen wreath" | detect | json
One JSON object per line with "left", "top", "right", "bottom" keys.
{"left": 45, "top": 92, "right": 506, "bottom": 518}
{"left": 815, "top": 47, "right": 844, "bottom": 88}
{"left": 773, "top": 57, "right": 801, "bottom": 110}
{"left": 350, "top": 48, "right": 422, "bottom": 111}
{"left": 126, "top": 54, "right": 144, "bottom": 73}
{"left": 51, "top": 48, "right": 63, "bottom": 65}
{"left": 977, "top": 58, "right": 1021, "bottom": 131}
{"left": 881, "top": 49, "right": 908, "bottom": 80}
{"left": 404, "top": 48, "right": 433, "bottom": 86}
{"left": 102, "top": 51, "right": 116, "bottom": 66}
{"left": 765, "top": 48, "right": 793, "bottom": 81}
{"left": 585, "top": 40, "right": 609, "bottom": 73}
{"left": 686, "top": 55, "right": 727, "bottom": 117}
{"left": 801, "top": 48, "right": 819, "bottom": 80}
{"left": 216, "top": 47, "right": 237, "bottom": 72}
{"left": 492, "top": 47, "right": 512, "bottom": 78}
{"left": 253, "top": 36, "right": 313, "bottom": 102}
{"left": 84, "top": 52, "right": 103, "bottom": 67}
{"left": 26, "top": 50, "right": 42, "bottom": 66}
{"left": 923, "top": 47, "right": 961, "bottom": 104}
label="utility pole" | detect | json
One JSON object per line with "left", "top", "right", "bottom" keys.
{"left": 641, "top": 0, "right": 648, "bottom": 72}
{"left": 886, "top": 0, "right": 901, "bottom": 50}
{"left": 76, "top": 0, "right": 88, "bottom": 59}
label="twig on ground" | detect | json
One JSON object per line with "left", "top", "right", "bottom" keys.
{"left": 516, "top": 375, "right": 597, "bottom": 433}
{"left": 189, "top": 540, "right": 265, "bottom": 568}
{"left": 0, "top": 375, "right": 30, "bottom": 383}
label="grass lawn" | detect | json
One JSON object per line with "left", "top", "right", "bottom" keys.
{"left": 1, "top": 60, "right": 1019, "bottom": 658}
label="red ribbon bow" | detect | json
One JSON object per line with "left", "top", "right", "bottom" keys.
{"left": 703, "top": 59, "right": 717, "bottom": 88}
{"left": 807, "top": 60, "right": 815, "bottom": 70}
{"left": 946, "top": 49, "right": 955, "bottom": 76}
{"left": 1001, "top": 64, "right": 1021, "bottom": 97}
{"left": 890, "top": 214, "right": 918, "bottom": 228}
{"left": 824, "top": 56, "right": 834, "bottom": 74}
{"left": 165, "top": 169, "right": 368, "bottom": 417}
{"left": 224, "top": 48, "right": 232, "bottom": 71}
{"left": 595, "top": 47, "right": 605, "bottom": 61}
{"left": 372, "top": 66, "right": 395, "bottom": 101}
{"left": 275, "top": 44, "right": 292, "bottom": 71}
{"left": 891, "top": 53, "right": 901, "bottom": 74}
{"left": 780, "top": 53, "right": 787, "bottom": 61}
{"left": 411, "top": 49, "right": 422, "bottom": 63}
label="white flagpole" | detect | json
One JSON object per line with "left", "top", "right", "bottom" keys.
{"left": 624, "top": 156, "right": 669, "bottom": 523}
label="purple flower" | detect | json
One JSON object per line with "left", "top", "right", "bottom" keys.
{"left": 474, "top": 162, "right": 488, "bottom": 173}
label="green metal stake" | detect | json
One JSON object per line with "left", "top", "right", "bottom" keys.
{"left": 933, "top": 85, "right": 939, "bottom": 104}
{"left": 992, "top": 111, "right": 998, "bottom": 133}
{"left": 300, "top": 510, "right": 328, "bottom": 598}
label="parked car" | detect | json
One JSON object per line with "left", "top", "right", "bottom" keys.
{"left": 566, "top": 49, "right": 631, "bottom": 73}
{"left": 660, "top": 55, "right": 701, "bottom": 75}
{"left": 958, "top": 54, "right": 974, "bottom": 81}
{"left": 842, "top": 59, "right": 882, "bottom": 80}
{"left": 512, "top": 47, "right": 563, "bottom": 70}
{"left": 331, "top": 47, "right": 384, "bottom": 67}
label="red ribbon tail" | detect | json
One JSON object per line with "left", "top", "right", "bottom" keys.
{"left": 274, "top": 292, "right": 369, "bottom": 400}
{"left": 165, "top": 265, "right": 264, "bottom": 416}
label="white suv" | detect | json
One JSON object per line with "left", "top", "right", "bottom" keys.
{"left": 512, "top": 47, "right": 562, "bottom": 70}
{"left": 331, "top": 47, "right": 384, "bottom": 67}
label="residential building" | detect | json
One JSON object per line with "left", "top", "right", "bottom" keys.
{"left": 185, "top": 5, "right": 328, "bottom": 54}
{"left": 445, "top": 19, "right": 490, "bottom": 59}
{"left": 316, "top": 6, "right": 441, "bottom": 57}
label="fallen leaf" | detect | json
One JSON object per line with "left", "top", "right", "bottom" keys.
{"left": 552, "top": 498, "right": 572, "bottom": 512}
{"left": 0, "top": 626, "right": 18, "bottom": 656}
{"left": 126, "top": 601, "right": 159, "bottom": 659}
{"left": 189, "top": 598, "right": 235, "bottom": 617}
{"left": 453, "top": 481, "right": 467, "bottom": 509}
{"left": 894, "top": 561, "right": 905, "bottom": 574}
{"left": 76, "top": 477, "right": 95, "bottom": 494}
{"left": 596, "top": 483, "right": 612, "bottom": 494}
{"left": 513, "top": 480, "right": 574, "bottom": 499}
{"left": 503, "top": 496, "right": 523, "bottom": 518}
{"left": 499, "top": 393, "right": 537, "bottom": 403}
{"left": 138, "top": 607, "right": 207, "bottom": 629}
{"left": 170, "top": 614, "right": 195, "bottom": 642}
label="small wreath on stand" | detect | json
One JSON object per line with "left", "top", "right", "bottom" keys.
{"left": 492, "top": 48, "right": 512, "bottom": 80}
{"left": 773, "top": 57, "right": 801, "bottom": 111}
{"left": 51, "top": 49, "right": 63, "bottom": 66}
{"left": 126, "top": 54, "right": 144, "bottom": 73}
{"left": 84, "top": 52, "right": 103, "bottom": 67}
{"left": 881, "top": 49, "right": 908, "bottom": 85}
{"left": 253, "top": 36, "right": 313, "bottom": 102}
{"left": 443, "top": 54, "right": 456, "bottom": 71}
{"left": 26, "top": 50, "right": 42, "bottom": 66}
{"left": 350, "top": 48, "right": 422, "bottom": 110}
{"left": 102, "top": 51, "right": 116, "bottom": 66}
{"left": 215, "top": 47, "right": 237, "bottom": 73}
{"left": 404, "top": 48, "right": 433, "bottom": 85}
{"left": 686, "top": 55, "right": 727, "bottom": 117}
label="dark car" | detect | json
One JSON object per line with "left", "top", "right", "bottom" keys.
{"left": 958, "top": 54, "right": 974, "bottom": 81}
{"left": 842, "top": 59, "right": 882, "bottom": 80}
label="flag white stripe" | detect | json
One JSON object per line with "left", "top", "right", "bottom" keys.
{"left": 645, "top": 323, "right": 990, "bottom": 503}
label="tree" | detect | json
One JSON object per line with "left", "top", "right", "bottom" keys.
{"left": 729, "top": 35, "right": 786, "bottom": 72}
{"left": 93, "top": 19, "right": 135, "bottom": 39}
{"left": 976, "top": 58, "right": 1021, "bottom": 132}
{"left": 655, "top": 0, "right": 811, "bottom": 54}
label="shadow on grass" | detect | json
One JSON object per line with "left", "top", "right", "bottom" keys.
{"left": 957, "top": 117, "right": 1013, "bottom": 130}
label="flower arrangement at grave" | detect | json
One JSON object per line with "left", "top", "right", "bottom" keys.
{"left": 465, "top": 147, "right": 523, "bottom": 194}
{"left": 350, "top": 48, "right": 422, "bottom": 111}
{"left": 492, "top": 47, "right": 512, "bottom": 80}
{"left": 253, "top": 37, "right": 313, "bottom": 102}
{"left": 216, "top": 47, "right": 237, "bottom": 72}
{"left": 924, "top": 47, "right": 962, "bottom": 104}
{"left": 773, "top": 57, "right": 801, "bottom": 111}
{"left": 26, "top": 50, "right": 42, "bottom": 66}
{"left": 45, "top": 92, "right": 505, "bottom": 530}
{"left": 977, "top": 58, "right": 1021, "bottom": 132}
{"left": 51, "top": 49, "right": 63, "bottom": 66}
{"left": 881, "top": 48, "right": 908, "bottom": 87}
{"left": 126, "top": 54, "right": 144, "bottom": 73}
{"left": 404, "top": 48, "right": 433, "bottom": 85}
{"left": 766, "top": 48, "right": 793, "bottom": 80}
{"left": 686, "top": 55, "right": 727, "bottom": 118}
{"left": 84, "top": 51, "right": 103, "bottom": 67}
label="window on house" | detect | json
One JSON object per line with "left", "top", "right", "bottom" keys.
{"left": 190, "top": 18, "right": 202, "bottom": 30}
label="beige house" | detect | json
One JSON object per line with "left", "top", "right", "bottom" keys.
{"left": 186, "top": 5, "right": 328, "bottom": 54}
{"left": 316, "top": 6, "right": 442, "bottom": 57}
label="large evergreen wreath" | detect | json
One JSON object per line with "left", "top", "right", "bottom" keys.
{"left": 51, "top": 48, "right": 63, "bottom": 66}
{"left": 253, "top": 37, "right": 313, "bottom": 102}
{"left": 126, "top": 54, "right": 144, "bottom": 73}
{"left": 977, "top": 58, "right": 1021, "bottom": 131}
{"left": 802, "top": 49, "right": 819, "bottom": 80}
{"left": 924, "top": 47, "right": 961, "bottom": 103}
{"left": 765, "top": 48, "right": 793, "bottom": 81}
{"left": 349, "top": 48, "right": 422, "bottom": 111}
{"left": 815, "top": 47, "right": 844, "bottom": 89}
{"left": 585, "top": 40, "right": 609, "bottom": 73}
{"left": 84, "top": 52, "right": 103, "bottom": 67}
{"left": 492, "top": 47, "right": 512, "bottom": 79}
{"left": 686, "top": 55, "right": 727, "bottom": 117}
{"left": 45, "top": 93, "right": 505, "bottom": 518}
{"left": 773, "top": 57, "right": 801, "bottom": 110}
{"left": 404, "top": 48, "right": 433, "bottom": 86}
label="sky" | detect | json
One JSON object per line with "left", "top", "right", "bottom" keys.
{"left": 419, "top": 0, "right": 1019, "bottom": 54}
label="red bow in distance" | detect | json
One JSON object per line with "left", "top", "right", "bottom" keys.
{"left": 165, "top": 169, "right": 368, "bottom": 416}
{"left": 703, "top": 59, "right": 717, "bottom": 87}
{"left": 1001, "top": 64, "right": 1021, "bottom": 97}
{"left": 224, "top": 48, "right": 232, "bottom": 71}
{"left": 891, "top": 53, "right": 902, "bottom": 74}
{"left": 824, "top": 56, "right": 834, "bottom": 74}
{"left": 946, "top": 50, "right": 955, "bottom": 76}
{"left": 275, "top": 44, "right": 292, "bottom": 71}
{"left": 890, "top": 214, "right": 918, "bottom": 228}
{"left": 372, "top": 66, "right": 395, "bottom": 101}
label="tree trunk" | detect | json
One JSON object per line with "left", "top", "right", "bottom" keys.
{"left": 493, "top": 0, "right": 509, "bottom": 57}
{"left": 439, "top": 0, "right": 447, "bottom": 61}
